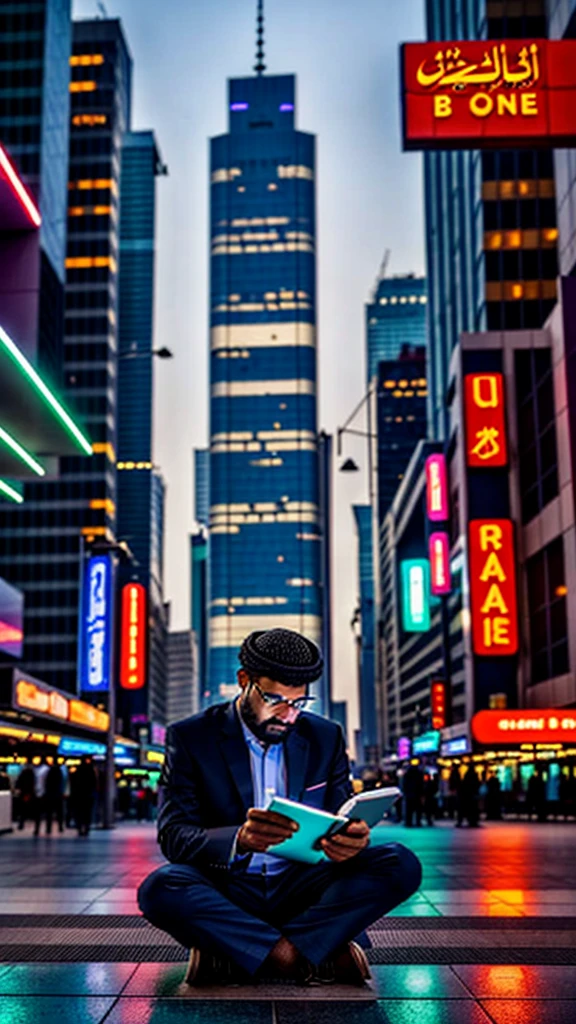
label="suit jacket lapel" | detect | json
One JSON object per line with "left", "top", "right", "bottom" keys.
{"left": 219, "top": 702, "right": 253, "bottom": 812}
{"left": 286, "top": 728, "right": 309, "bottom": 801}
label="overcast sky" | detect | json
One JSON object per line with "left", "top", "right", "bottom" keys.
{"left": 73, "top": 0, "right": 426, "bottom": 737}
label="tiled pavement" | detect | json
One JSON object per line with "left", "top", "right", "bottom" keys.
{"left": 0, "top": 820, "right": 575, "bottom": 1022}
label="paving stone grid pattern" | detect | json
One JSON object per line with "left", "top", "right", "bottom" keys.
{"left": 0, "top": 821, "right": 575, "bottom": 1023}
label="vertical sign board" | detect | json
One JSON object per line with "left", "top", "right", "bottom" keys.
{"left": 430, "top": 678, "right": 446, "bottom": 730}
{"left": 425, "top": 454, "right": 449, "bottom": 521}
{"left": 400, "top": 559, "right": 431, "bottom": 632}
{"left": 465, "top": 373, "right": 508, "bottom": 468}
{"left": 120, "top": 583, "right": 147, "bottom": 690}
{"left": 429, "top": 531, "right": 451, "bottom": 595}
{"left": 468, "top": 520, "right": 518, "bottom": 656}
{"left": 80, "top": 554, "right": 113, "bottom": 692}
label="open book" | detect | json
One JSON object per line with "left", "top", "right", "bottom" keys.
{"left": 266, "top": 787, "right": 400, "bottom": 864}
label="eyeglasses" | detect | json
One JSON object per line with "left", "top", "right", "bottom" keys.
{"left": 250, "top": 679, "right": 315, "bottom": 712}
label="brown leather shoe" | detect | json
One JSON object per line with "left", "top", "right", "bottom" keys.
{"left": 184, "top": 946, "right": 248, "bottom": 987}
{"left": 309, "top": 941, "right": 372, "bottom": 986}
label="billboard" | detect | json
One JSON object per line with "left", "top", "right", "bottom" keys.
{"left": 429, "top": 531, "right": 451, "bottom": 595}
{"left": 80, "top": 554, "right": 113, "bottom": 693}
{"left": 471, "top": 709, "right": 576, "bottom": 745}
{"left": 464, "top": 373, "right": 508, "bottom": 468}
{"left": 425, "top": 454, "right": 449, "bottom": 521}
{"left": 468, "top": 519, "right": 518, "bottom": 656}
{"left": 119, "top": 583, "right": 147, "bottom": 690}
{"left": 0, "top": 577, "right": 23, "bottom": 658}
{"left": 401, "top": 39, "right": 576, "bottom": 150}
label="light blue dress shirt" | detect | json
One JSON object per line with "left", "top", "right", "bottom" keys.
{"left": 236, "top": 707, "right": 290, "bottom": 875}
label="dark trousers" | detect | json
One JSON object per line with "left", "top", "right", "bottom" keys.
{"left": 138, "top": 841, "right": 422, "bottom": 976}
{"left": 404, "top": 797, "right": 422, "bottom": 827}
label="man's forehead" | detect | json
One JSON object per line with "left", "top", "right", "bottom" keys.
{"left": 258, "top": 675, "right": 307, "bottom": 695}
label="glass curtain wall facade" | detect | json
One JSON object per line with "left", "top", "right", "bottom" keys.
{"left": 208, "top": 73, "right": 322, "bottom": 702}
{"left": 353, "top": 504, "right": 377, "bottom": 762}
{"left": 366, "top": 275, "right": 427, "bottom": 380}
{"left": 0, "top": 0, "right": 71, "bottom": 386}
{"left": 116, "top": 130, "right": 166, "bottom": 727}
{"left": 0, "top": 20, "right": 131, "bottom": 692}
{"left": 425, "top": 0, "right": 559, "bottom": 440}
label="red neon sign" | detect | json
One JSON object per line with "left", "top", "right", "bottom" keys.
{"left": 430, "top": 679, "right": 446, "bottom": 730}
{"left": 120, "top": 583, "right": 147, "bottom": 690}
{"left": 0, "top": 144, "right": 41, "bottom": 227}
{"left": 472, "top": 709, "right": 576, "bottom": 745}
{"left": 401, "top": 40, "right": 576, "bottom": 150}
{"left": 429, "top": 531, "right": 451, "bottom": 595}
{"left": 464, "top": 373, "right": 508, "bottom": 468}
{"left": 469, "top": 519, "right": 518, "bottom": 656}
{"left": 425, "top": 454, "right": 449, "bottom": 521}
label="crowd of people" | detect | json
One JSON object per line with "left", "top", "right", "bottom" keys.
{"left": 358, "top": 759, "right": 576, "bottom": 826}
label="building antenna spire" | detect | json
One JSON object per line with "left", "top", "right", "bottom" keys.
{"left": 254, "top": 0, "right": 266, "bottom": 75}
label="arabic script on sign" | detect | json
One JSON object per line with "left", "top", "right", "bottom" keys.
{"left": 416, "top": 42, "right": 540, "bottom": 90}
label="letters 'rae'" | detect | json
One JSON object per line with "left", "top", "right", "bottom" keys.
{"left": 465, "top": 372, "right": 508, "bottom": 468}
{"left": 468, "top": 519, "right": 519, "bottom": 656}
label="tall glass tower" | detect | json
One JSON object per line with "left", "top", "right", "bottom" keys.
{"left": 207, "top": 59, "right": 322, "bottom": 703}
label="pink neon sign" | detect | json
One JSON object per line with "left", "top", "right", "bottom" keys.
{"left": 425, "top": 454, "right": 449, "bottom": 521}
{"left": 429, "top": 531, "right": 451, "bottom": 595}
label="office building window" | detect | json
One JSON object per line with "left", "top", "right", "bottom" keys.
{"left": 526, "top": 537, "right": 569, "bottom": 684}
{"left": 514, "top": 348, "right": 558, "bottom": 523}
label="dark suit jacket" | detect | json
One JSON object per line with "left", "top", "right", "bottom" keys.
{"left": 157, "top": 701, "right": 352, "bottom": 872}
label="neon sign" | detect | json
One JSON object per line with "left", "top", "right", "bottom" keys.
{"left": 468, "top": 519, "right": 518, "bottom": 656}
{"left": 120, "top": 583, "right": 147, "bottom": 690}
{"left": 430, "top": 679, "right": 446, "bottom": 730}
{"left": 400, "top": 559, "right": 431, "bottom": 632}
{"left": 81, "top": 554, "right": 113, "bottom": 692}
{"left": 13, "top": 673, "right": 109, "bottom": 732}
{"left": 425, "top": 454, "right": 449, "bottom": 521}
{"left": 429, "top": 531, "right": 451, "bottom": 595}
{"left": 472, "top": 710, "right": 576, "bottom": 745}
{"left": 401, "top": 40, "right": 576, "bottom": 150}
{"left": 465, "top": 373, "right": 507, "bottom": 468}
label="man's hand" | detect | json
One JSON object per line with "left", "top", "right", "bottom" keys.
{"left": 320, "top": 819, "right": 370, "bottom": 863}
{"left": 237, "top": 807, "right": 299, "bottom": 854}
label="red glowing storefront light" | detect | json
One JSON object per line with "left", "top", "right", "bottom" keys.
{"left": 120, "top": 583, "right": 147, "bottom": 690}
{"left": 471, "top": 709, "right": 576, "bottom": 745}
{"left": 401, "top": 39, "right": 576, "bottom": 151}
{"left": 425, "top": 453, "right": 449, "bottom": 521}
{"left": 469, "top": 519, "right": 518, "bottom": 656}
{"left": 429, "top": 531, "right": 451, "bottom": 595}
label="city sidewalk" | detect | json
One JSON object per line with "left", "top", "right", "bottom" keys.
{"left": 0, "top": 820, "right": 575, "bottom": 1022}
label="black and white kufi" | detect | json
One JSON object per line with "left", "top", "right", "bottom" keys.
{"left": 239, "top": 628, "right": 323, "bottom": 686}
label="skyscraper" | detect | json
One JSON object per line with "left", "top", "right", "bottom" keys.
{"left": 191, "top": 449, "right": 209, "bottom": 703}
{"left": 0, "top": 0, "right": 71, "bottom": 386}
{"left": 207, "top": 39, "right": 322, "bottom": 701}
{"left": 116, "top": 130, "right": 167, "bottom": 728}
{"left": 424, "top": 0, "right": 559, "bottom": 439}
{"left": 352, "top": 504, "right": 377, "bottom": 763}
{"left": 366, "top": 273, "right": 427, "bottom": 381}
{"left": 0, "top": 19, "right": 131, "bottom": 692}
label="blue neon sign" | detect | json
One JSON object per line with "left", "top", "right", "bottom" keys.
{"left": 80, "top": 554, "right": 113, "bottom": 692}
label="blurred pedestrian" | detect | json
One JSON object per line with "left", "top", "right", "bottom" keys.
{"left": 32, "top": 757, "right": 50, "bottom": 836}
{"left": 402, "top": 760, "right": 423, "bottom": 827}
{"left": 423, "top": 771, "right": 438, "bottom": 826}
{"left": 457, "top": 764, "right": 480, "bottom": 827}
{"left": 44, "top": 761, "right": 65, "bottom": 835}
{"left": 527, "top": 768, "right": 546, "bottom": 821}
{"left": 448, "top": 764, "right": 461, "bottom": 820}
{"left": 15, "top": 758, "right": 37, "bottom": 831}
{"left": 71, "top": 756, "right": 98, "bottom": 836}
{"left": 485, "top": 773, "right": 502, "bottom": 820}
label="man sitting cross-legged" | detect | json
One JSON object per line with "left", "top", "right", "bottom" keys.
{"left": 138, "top": 628, "right": 422, "bottom": 986}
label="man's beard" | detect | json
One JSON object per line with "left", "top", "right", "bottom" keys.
{"left": 239, "top": 693, "right": 294, "bottom": 745}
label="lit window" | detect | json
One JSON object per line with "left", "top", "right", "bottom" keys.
{"left": 72, "top": 114, "right": 107, "bottom": 126}
{"left": 268, "top": 183, "right": 278, "bottom": 191}
{"left": 420, "top": 296, "right": 427, "bottom": 304}
{"left": 380, "top": 298, "right": 388, "bottom": 305}
{"left": 400, "top": 296, "right": 407, "bottom": 304}
{"left": 409, "top": 295, "right": 417, "bottom": 303}
{"left": 70, "top": 54, "right": 105, "bottom": 66}
{"left": 238, "top": 186, "right": 246, "bottom": 192}
{"left": 398, "top": 379, "right": 408, "bottom": 388}
{"left": 390, "top": 297, "right": 398, "bottom": 304}
{"left": 544, "top": 228, "right": 558, "bottom": 242}
{"left": 69, "top": 81, "right": 97, "bottom": 93}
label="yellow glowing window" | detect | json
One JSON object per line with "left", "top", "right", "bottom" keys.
{"left": 69, "top": 179, "right": 118, "bottom": 195}
{"left": 68, "top": 205, "right": 112, "bottom": 217}
{"left": 511, "top": 283, "right": 524, "bottom": 299}
{"left": 81, "top": 526, "right": 107, "bottom": 537}
{"left": 92, "top": 442, "right": 116, "bottom": 462}
{"left": 70, "top": 54, "right": 105, "bottom": 66}
{"left": 72, "top": 114, "right": 107, "bottom": 126}
{"left": 392, "top": 390, "right": 403, "bottom": 398}
{"left": 398, "top": 379, "right": 408, "bottom": 388}
{"left": 518, "top": 180, "right": 530, "bottom": 196}
{"left": 499, "top": 181, "right": 515, "bottom": 198}
{"left": 506, "top": 231, "right": 522, "bottom": 248}
{"left": 65, "top": 256, "right": 117, "bottom": 272}
{"left": 544, "top": 228, "right": 559, "bottom": 242}
{"left": 70, "top": 81, "right": 97, "bottom": 93}
{"left": 384, "top": 381, "right": 396, "bottom": 389}
{"left": 89, "top": 498, "right": 115, "bottom": 514}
